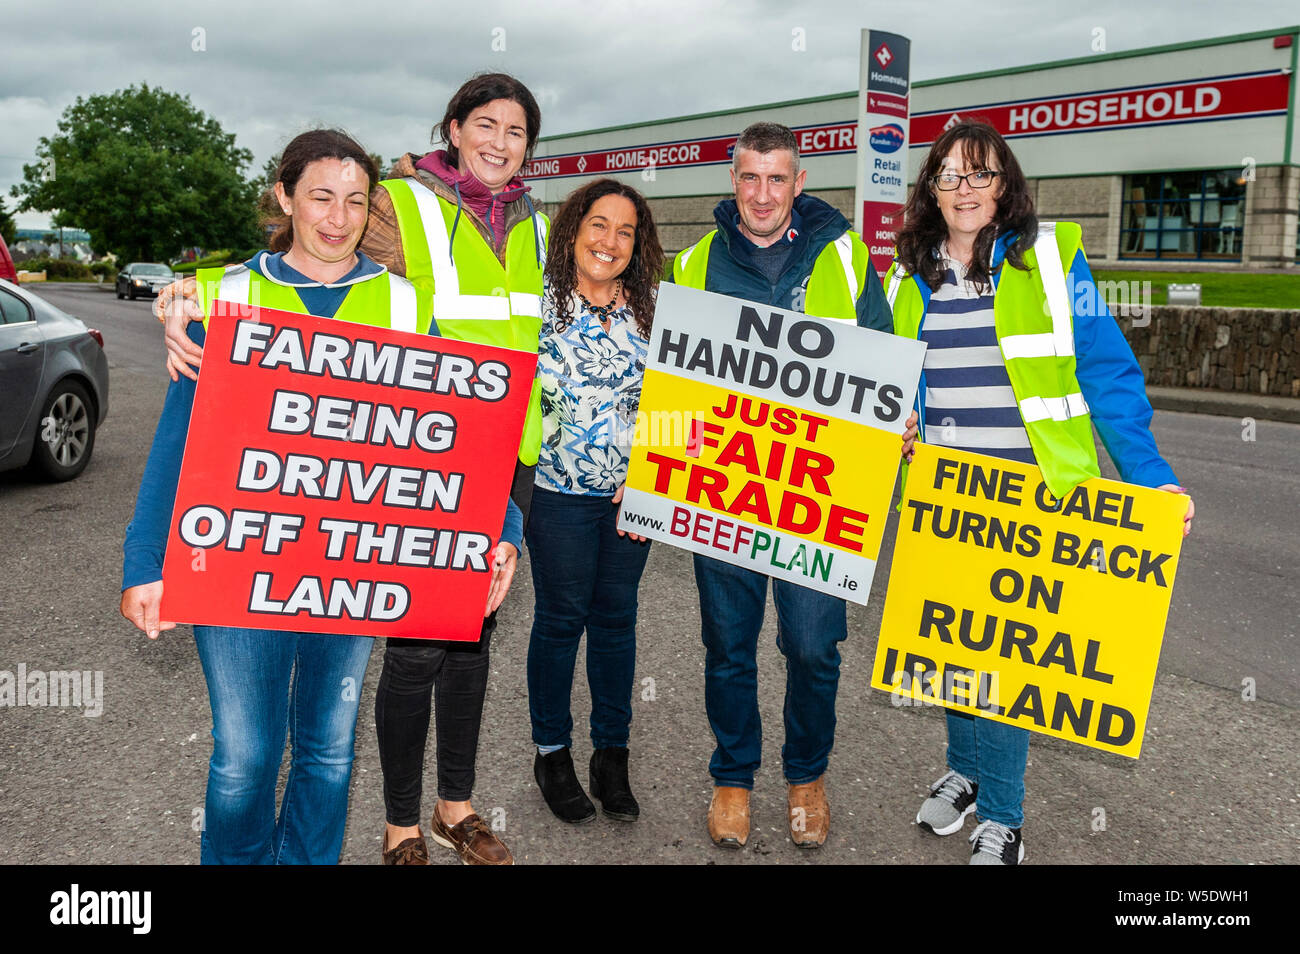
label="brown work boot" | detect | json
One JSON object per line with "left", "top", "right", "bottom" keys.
{"left": 430, "top": 806, "right": 514, "bottom": 866}
{"left": 707, "top": 785, "right": 750, "bottom": 849}
{"left": 381, "top": 828, "right": 430, "bottom": 865}
{"left": 787, "top": 777, "right": 829, "bottom": 848}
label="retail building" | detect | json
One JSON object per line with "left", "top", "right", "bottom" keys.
{"left": 525, "top": 26, "right": 1299, "bottom": 268}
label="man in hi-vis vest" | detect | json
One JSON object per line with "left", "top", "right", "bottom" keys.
{"left": 673, "top": 122, "right": 891, "bottom": 851}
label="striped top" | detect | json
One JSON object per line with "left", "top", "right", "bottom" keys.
{"left": 920, "top": 254, "right": 1035, "bottom": 464}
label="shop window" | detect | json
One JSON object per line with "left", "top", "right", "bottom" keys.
{"left": 1120, "top": 169, "right": 1244, "bottom": 260}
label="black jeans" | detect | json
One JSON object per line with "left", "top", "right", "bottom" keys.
{"left": 525, "top": 487, "right": 651, "bottom": 749}
{"left": 374, "top": 459, "right": 534, "bottom": 825}
{"left": 376, "top": 616, "right": 496, "bottom": 823}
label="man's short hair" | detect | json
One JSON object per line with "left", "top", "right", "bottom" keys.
{"left": 732, "top": 122, "right": 800, "bottom": 175}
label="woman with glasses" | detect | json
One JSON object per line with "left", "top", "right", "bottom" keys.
{"left": 886, "top": 120, "right": 1193, "bottom": 865}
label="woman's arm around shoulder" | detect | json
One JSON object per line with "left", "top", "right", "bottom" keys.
{"left": 359, "top": 184, "right": 407, "bottom": 278}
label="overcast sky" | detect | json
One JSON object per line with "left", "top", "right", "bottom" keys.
{"left": 3, "top": 0, "right": 1294, "bottom": 229}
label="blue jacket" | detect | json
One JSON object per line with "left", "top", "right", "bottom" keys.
{"left": 899, "top": 230, "right": 1177, "bottom": 490}
{"left": 122, "top": 252, "right": 522, "bottom": 590}
{"left": 689, "top": 194, "right": 892, "bottom": 332}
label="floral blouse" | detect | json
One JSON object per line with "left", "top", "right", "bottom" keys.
{"left": 534, "top": 288, "right": 649, "bottom": 496}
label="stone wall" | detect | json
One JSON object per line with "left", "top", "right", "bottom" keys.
{"left": 1125, "top": 306, "right": 1300, "bottom": 397}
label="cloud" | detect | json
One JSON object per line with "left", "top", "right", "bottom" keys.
{"left": 3, "top": 0, "right": 1291, "bottom": 229}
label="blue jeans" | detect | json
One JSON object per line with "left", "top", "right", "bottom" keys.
{"left": 945, "top": 711, "right": 1030, "bottom": 828}
{"left": 693, "top": 554, "right": 848, "bottom": 788}
{"left": 526, "top": 487, "right": 651, "bottom": 749}
{"left": 193, "top": 625, "right": 373, "bottom": 864}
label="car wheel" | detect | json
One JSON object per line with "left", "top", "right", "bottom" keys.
{"left": 128, "top": 287, "right": 137, "bottom": 300}
{"left": 31, "top": 379, "right": 96, "bottom": 482}
{"left": 116, "top": 285, "right": 124, "bottom": 299}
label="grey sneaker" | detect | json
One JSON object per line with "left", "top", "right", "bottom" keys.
{"left": 916, "top": 770, "right": 977, "bottom": 835}
{"left": 968, "top": 819, "right": 1024, "bottom": 865}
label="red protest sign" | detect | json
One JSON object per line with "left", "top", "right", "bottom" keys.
{"left": 160, "top": 304, "right": 535, "bottom": 641}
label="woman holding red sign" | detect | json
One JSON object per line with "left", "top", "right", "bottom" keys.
{"left": 888, "top": 119, "right": 1192, "bottom": 865}
{"left": 120, "top": 129, "right": 522, "bottom": 864}
{"left": 156, "top": 73, "right": 547, "bottom": 865}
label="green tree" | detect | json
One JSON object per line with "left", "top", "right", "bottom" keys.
{"left": 11, "top": 84, "right": 261, "bottom": 262}
{"left": 249, "top": 152, "right": 281, "bottom": 226}
{"left": 251, "top": 152, "right": 280, "bottom": 198}
{"left": 0, "top": 197, "right": 17, "bottom": 246}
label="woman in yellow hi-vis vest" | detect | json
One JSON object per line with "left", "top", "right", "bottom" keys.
{"left": 155, "top": 73, "right": 546, "bottom": 865}
{"left": 120, "top": 130, "right": 523, "bottom": 864}
{"left": 888, "top": 120, "right": 1193, "bottom": 865}
{"left": 360, "top": 74, "right": 546, "bottom": 866}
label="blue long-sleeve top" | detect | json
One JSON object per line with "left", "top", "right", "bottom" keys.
{"left": 122, "top": 251, "right": 523, "bottom": 590}
{"left": 905, "top": 234, "right": 1178, "bottom": 491}
{"left": 1065, "top": 252, "right": 1177, "bottom": 489}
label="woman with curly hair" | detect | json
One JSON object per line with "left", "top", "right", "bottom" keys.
{"left": 527, "top": 178, "right": 664, "bottom": 825}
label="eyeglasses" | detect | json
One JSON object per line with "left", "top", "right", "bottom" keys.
{"left": 931, "top": 170, "right": 1001, "bottom": 191}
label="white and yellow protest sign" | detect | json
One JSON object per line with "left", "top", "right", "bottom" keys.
{"left": 871, "top": 444, "right": 1188, "bottom": 757}
{"left": 617, "top": 282, "right": 926, "bottom": 603}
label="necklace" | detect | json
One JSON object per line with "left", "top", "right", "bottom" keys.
{"left": 577, "top": 280, "right": 622, "bottom": 320}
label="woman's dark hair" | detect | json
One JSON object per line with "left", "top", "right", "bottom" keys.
{"left": 545, "top": 178, "right": 663, "bottom": 339}
{"left": 433, "top": 72, "right": 542, "bottom": 167}
{"left": 263, "top": 129, "right": 380, "bottom": 253}
{"left": 894, "top": 119, "right": 1037, "bottom": 292}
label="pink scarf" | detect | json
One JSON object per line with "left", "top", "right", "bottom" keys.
{"left": 415, "top": 149, "right": 530, "bottom": 251}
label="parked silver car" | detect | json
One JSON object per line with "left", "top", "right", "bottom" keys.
{"left": 0, "top": 279, "right": 110, "bottom": 480}
{"left": 115, "top": 262, "right": 174, "bottom": 300}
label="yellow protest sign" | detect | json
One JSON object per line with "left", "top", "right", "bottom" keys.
{"left": 870, "top": 444, "right": 1187, "bottom": 757}
{"left": 617, "top": 283, "right": 926, "bottom": 603}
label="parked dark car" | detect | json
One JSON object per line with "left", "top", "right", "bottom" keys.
{"left": 0, "top": 279, "right": 109, "bottom": 480}
{"left": 115, "top": 262, "right": 174, "bottom": 300}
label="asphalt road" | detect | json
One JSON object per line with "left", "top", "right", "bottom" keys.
{"left": 1, "top": 281, "right": 1295, "bottom": 865}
